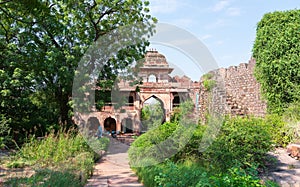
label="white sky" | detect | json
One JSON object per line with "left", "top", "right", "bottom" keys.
{"left": 147, "top": 0, "right": 300, "bottom": 80}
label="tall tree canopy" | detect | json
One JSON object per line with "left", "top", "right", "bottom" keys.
{"left": 0, "top": 0, "right": 156, "bottom": 140}
{"left": 253, "top": 9, "right": 300, "bottom": 114}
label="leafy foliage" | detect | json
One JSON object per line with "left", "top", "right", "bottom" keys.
{"left": 203, "top": 116, "right": 273, "bottom": 170}
{"left": 141, "top": 101, "right": 164, "bottom": 131}
{"left": 4, "top": 130, "right": 109, "bottom": 183}
{"left": 133, "top": 160, "right": 276, "bottom": 187}
{"left": 129, "top": 100, "right": 198, "bottom": 166}
{"left": 129, "top": 114, "right": 280, "bottom": 186}
{"left": 153, "top": 160, "right": 207, "bottom": 187}
{"left": 128, "top": 121, "right": 179, "bottom": 166}
{"left": 253, "top": 9, "right": 300, "bottom": 114}
{"left": 202, "top": 73, "right": 216, "bottom": 91}
{"left": 207, "top": 164, "right": 272, "bottom": 187}
{"left": 264, "top": 114, "right": 290, "bottom": 147}
{"left": 283, "top": 101, "right": 300, "bottom": 122}
{"left": 0, "top": 0, "right": 156, "bottom": 141}
{"left": 0, "top": 114, "right": 11, "bottom": 149}
{"left": 282, "top": 102, "right": 300, "bottom": 143}
{"left": 170, "top": 99, "right": 195, "bottom": 123}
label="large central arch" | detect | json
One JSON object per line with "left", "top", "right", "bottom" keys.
{"left": 140, "top": 95, "right": 166, "bottom": 131}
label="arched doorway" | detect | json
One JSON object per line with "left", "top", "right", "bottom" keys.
{"left": 172, "top": 92, "right": 180, "bottom": 109}
{"left": 121, "top": 118, "right": 133, "bottom": 133}
{"left": 141, "top": 96, "right": 165, "bottom": 131}
{"left": 104, "top": 117, "right": 116, "bottom": 132}
{"left": 87, "top": 117, "right": 100, "bottom": 135}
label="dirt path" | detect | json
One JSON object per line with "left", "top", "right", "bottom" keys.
{"left": 85, "top": 137, "right": 143, "bottom": 187}
{"left": 263, "top": 148, "right": 300, "bottom": 187}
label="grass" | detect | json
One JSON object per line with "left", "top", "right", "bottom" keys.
{"left": 2, "top": 129, "right": 110, "bottom": 186}
{"left": 5, "top": 169, "right": 82, "bottom": 187}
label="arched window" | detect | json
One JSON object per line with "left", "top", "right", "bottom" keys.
{"left": 128, "top": 96, "right": 134, "bottom": 106}
{"left": 148, "top": 74, "right": 157, "bottom": 82}
{"left": 172, "top": 93, "right": 180, "bottom": 108}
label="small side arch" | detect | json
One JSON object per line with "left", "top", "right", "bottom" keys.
{"left": 121, "top": 118, "right": 133, "bottom": 133}
{"left": 104, "top": 117, "right": 116, "bottom": 132}
{"left": 87, "top": 117, "right": 100, "bottom": 133}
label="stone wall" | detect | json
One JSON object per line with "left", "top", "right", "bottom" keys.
{"left": 198, "top": 58, "right": 267, "bottom": 121}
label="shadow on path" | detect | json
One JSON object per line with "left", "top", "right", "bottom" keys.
{"left": 85, "top": 136, "right": 143, "bottom": 187}
{"left": 262, "top": 148, "right": 300, "bottom": 187}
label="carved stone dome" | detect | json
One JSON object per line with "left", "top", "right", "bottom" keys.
{"left": 144, "top": 50, "right": 169, "bottom": 67}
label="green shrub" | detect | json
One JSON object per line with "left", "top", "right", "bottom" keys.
{"left": 207, "top": 163, "right": 279, "bottom": 187}
{"left": 6, "top": 129, "right": 109, "bottom": 183}
{"left": 282, "top": 101, "right": 300, "bottom": 143}
{"left": 17, "top": 131, "right": 92, "bottom": 165}
{"left": 72, "top": 152, "right": 94, "bottom": 181}
{"left": 133, "top": 165, "right": 161, "bottom": 187}
{"left": 128, "top": 121, "right": 179, "bottom": 166}
{"left": 133, "top": 160, "right": 275, "bottom": 187}
{"left": 264, "top": 114, "right": 291, "bottom": 147}
{"left": 202, "top": 73, "right": 213, "bottom": 80}
{"left": 263, "top": 103, "right": 300, "bottom": 147}
{"left": 203, "top": 79, "right": 216, "bottom": 91}
{"left": 208, "top": 164, "right": 264, "bottom": 187}
{"left": 202, "top": 73, "right": 216, "bottom": 91}
{"left": 130, "top": 115, "right": 278, "bottom": 187}
{"left": 154, "top": 160, "right": 207, "bottom": 187}
{"left": 0, "top": 114, "right": 11, "bottom": 149}
{"left": 132, "top": 159, "right": 208, "bottom": 187}
{"left": 283, "top": 101, "right": 300, "bottom": 122}
{"left": 129, "top": 99, "right": 198, "bottom": 166}
{"left": 172, "top": 125, "right": 206, "bottom": 161}
{"left": 203, "top": 116, "right": 273, "bottom": 170}
{"left": 170, "top": 99, "right": 195, "bottom": 123}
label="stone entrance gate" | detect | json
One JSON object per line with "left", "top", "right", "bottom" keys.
{"left": 84, "top": 50, "right": 200, "bottom": 134}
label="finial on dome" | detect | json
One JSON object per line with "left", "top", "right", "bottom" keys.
{"left": 147, "top": 48, "right": 158, "bottom": 53}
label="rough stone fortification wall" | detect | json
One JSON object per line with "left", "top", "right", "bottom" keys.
{"left": 198, "top": 58, "right": 267, "bottom": 121}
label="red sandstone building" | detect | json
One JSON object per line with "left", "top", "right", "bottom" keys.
{"left": 85, "top": 50, "right": 200, "bottom": 134}
{"left": 81, "top": 50, "right": 266, "bottom": 134}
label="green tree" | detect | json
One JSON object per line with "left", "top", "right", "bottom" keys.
{"left": 141, "top": 101, "right": 164, "bottom": 131}
{"left": 0, "top": 0, "right": 156, "bottom": 140}
{"left": 252, "top": 10, "right": 300, "bottom": 114}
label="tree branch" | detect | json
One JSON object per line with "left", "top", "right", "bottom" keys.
{"left": 0, "top": 0, "right": 12, "bottom": 5}
{"left": 95, "top": 8, "right": 116, "bottom": 26}
{"left": 95, "top": 0, "right": 124, "bottom": 26}
{"left": 0, "top": 22, "right": 10, "bottom": 43}
{"left": 87, "top": 12, "right": 99, "bottom": 41}
{"left": 0, "top": 6, "right": 38, "bottom": 25}
{"left": 41, "top": 23, "right": 61, "bottom": 50}
{"left": 86, "top": 0, "right": 124, "bottom": 41}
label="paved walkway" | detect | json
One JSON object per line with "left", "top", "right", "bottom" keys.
{"left": 85, "top": 137, "right": 143, "bottom": 187}
{"left": 263, "top": 148, "right": 300, "bottom": 187}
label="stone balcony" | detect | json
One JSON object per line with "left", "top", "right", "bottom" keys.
{"left": 100, "top": 104, "right": 136, "bottom": 112}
